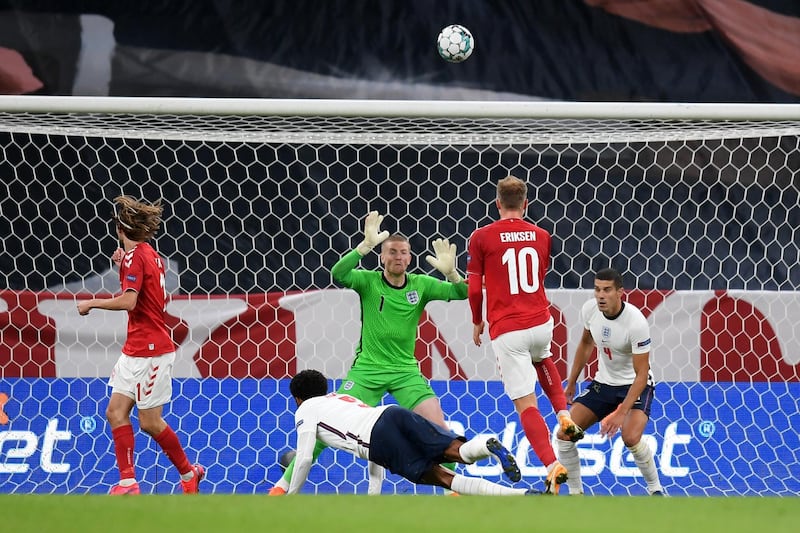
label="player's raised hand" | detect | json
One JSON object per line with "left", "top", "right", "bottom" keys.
{"left": 425, "top": 238, "right": 463, "bottom": 283}
{"left": 111, "top": 247, "right": 124, "bottom": 267}
{"left": 356, "top": 211, "right": 390, "bottom": 255}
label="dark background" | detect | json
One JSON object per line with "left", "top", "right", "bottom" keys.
{"left": 1, "top": 1, "right": 799, "bottom": 102}
{"left": 1, "top": 1, "right": 799, "bottom": 294}
{"left": 2, "top": 133, "right": 798, "bottom": 293}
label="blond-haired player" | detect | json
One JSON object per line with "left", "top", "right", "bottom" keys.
{"left": 467, "top": 175, "right": 583, "bottom": 495}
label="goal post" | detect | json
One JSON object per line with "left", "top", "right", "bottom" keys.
{"left": 0, "top": 96, "right": 799, "bottom": 495}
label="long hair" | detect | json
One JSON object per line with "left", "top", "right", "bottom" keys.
{"left": 113, "top": 195, "right": 163, "bottom": 242}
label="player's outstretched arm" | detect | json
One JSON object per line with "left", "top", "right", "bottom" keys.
{"left": 287, "top": 432, "right": 316, "bottom": 495}
{"left": 76, "top": 290, "right": 138, "bottom": 315}
{"left": 425, "top": 238, "right": 464, "bottom": 284}
{"left": 356, "top": 211, "right": 390, "bottom": 256}
{"left": 270, "top": 439, "right": 330, "bottom": 495}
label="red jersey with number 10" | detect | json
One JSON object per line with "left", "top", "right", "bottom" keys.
{"left": 467, "top": 218, "right": 552, "bottom": 339}
{"left": 119, "top": 243, "right": 175, "bottom": 357}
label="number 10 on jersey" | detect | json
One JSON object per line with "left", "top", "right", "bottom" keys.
{"left": 502, "top": 247, "right": 540, "bottom": 295}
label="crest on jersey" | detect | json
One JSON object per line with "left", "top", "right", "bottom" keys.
{"left": 601, "top": 326, "right": 611, "bottom": 340}
{"left": 342, "top": 380, "right": 354, "bottom": 391}
{"left": 406, "top": 290, "right": 419, "bottom": 304}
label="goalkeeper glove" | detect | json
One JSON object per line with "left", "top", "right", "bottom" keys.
{"left": 356, "top": 211, "right": 390, "bottom": 256}
{"left": 425, "top": 238, "right": 463, "bottom": 284}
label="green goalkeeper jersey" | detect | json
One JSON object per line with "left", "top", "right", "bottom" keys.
{"left": 332, "top": 249, "right": 468, "bottom": 371}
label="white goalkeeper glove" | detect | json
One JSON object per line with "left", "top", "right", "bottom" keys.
{"left": 356, "top": 211, "right": 390, "bottom": 256}
{"left": 425, "top": 238, "right": 463, "bottom": 284}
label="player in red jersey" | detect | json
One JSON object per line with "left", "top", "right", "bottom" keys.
{"left": 77, "top": 195, "right": 203, "bottom": 495}
{"left": 467, "top": 175, "right": 583, "bottom": 495}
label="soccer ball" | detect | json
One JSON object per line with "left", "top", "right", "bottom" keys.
{"left": 437, "top": 24, "right": 474, "bottom": 63}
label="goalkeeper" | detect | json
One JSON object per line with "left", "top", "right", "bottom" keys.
{"left": 270, "top": 211, "right": 467, "bottom": 495}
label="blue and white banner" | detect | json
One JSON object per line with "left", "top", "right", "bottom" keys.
{"left": 0, "top": 379, "right": 798, "bottom": 495}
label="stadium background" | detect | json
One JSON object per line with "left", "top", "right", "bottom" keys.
{"left": 1, "top": 0, "right": 800, "bottom": 496}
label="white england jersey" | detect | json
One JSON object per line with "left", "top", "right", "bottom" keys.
{"left": 294, "top": 393, "right": 391, "bottom": 460}
{"left": 580, "top": 299, "right": 655, "bottom": 387}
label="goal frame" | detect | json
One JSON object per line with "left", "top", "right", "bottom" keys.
{"left": 1, "top": 96, "right": 799, "bottom": 497}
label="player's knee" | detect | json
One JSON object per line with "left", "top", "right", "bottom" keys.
{"left": 139, "top": 416, "right": 166, "bottom": 436}
{"left": 621, "top": 432, "right": 644, "bottom": 448}
{"left": 421, "top": 465, "right": 453, "bottom": 488}
{"left": 413, "top": 398, "right": 447, "bottom": 429}
{"left": 512, "top": 394, "right": 538, "bottom": 415}
{"left": 105, "top": 405, "right": 126, "bottom": 426}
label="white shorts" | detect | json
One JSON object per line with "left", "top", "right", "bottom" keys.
{"left": 108, "top": 352, "right": 176, "bottom": 410}
{"left": 491, "top": 318, "right": 554, "bottom": 401}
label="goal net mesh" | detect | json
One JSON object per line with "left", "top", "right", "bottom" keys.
{"left": 1, "top": 104, "right": 798, "bottom": 495}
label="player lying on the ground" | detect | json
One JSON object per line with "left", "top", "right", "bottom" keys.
{"left": 287, "top": 369, "right": 539, "bottom": 496}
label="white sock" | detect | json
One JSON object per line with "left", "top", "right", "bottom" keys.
{"left": 180, "top": 470, "right": 194, "bottom": 482}
{"left": 450, "top": 474, "right": 527, "bottom": 496}
{"left": 274, "top": 477, "right": 289, "bottom": 491}
{"left": 627, "top": 441, "right": 662, "bottom": 493}
{"left": 118, "top": 478, "right": 137, "bottom": 487}
{"left": 367, "top": 461, "right": 385, "bottom": 495}
{"left": 458, "top": 436, "right": 491, "bottom": 463}
{"left": 557, "top": 440, "right": 583, "bottom": 494}
{"left": 557, "top": 410, "right": 571, "bottom": 420}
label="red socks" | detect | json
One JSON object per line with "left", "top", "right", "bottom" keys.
{"left": 520, "top": 406, "right": 557, "bottom": 466}
{"left": 154, "top": 426, "right": 192, "bottom": 475}
{"left": 112, "top": 424, "right": 136, "bottom": 480}
{"left": 534, "top": 358, "right": 568, "bottom": 413}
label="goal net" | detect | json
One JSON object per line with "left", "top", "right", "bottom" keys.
{"left": 1, "top": 97, "right": 799, "bottom": 495}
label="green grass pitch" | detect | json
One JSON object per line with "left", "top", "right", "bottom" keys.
{"left": 3, "top": 494, "right": 799, "bottom": 533}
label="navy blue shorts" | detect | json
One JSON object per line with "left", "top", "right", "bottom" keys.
{"left": 368, "top": 406, "right": 463, "bottom": 483}
{"left": 573, "top": 381, "right": 655, "bottom": 420}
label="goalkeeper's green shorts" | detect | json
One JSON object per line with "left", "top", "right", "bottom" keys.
{"left": 336, "top": 366, "right": 436, "bottom": 410}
